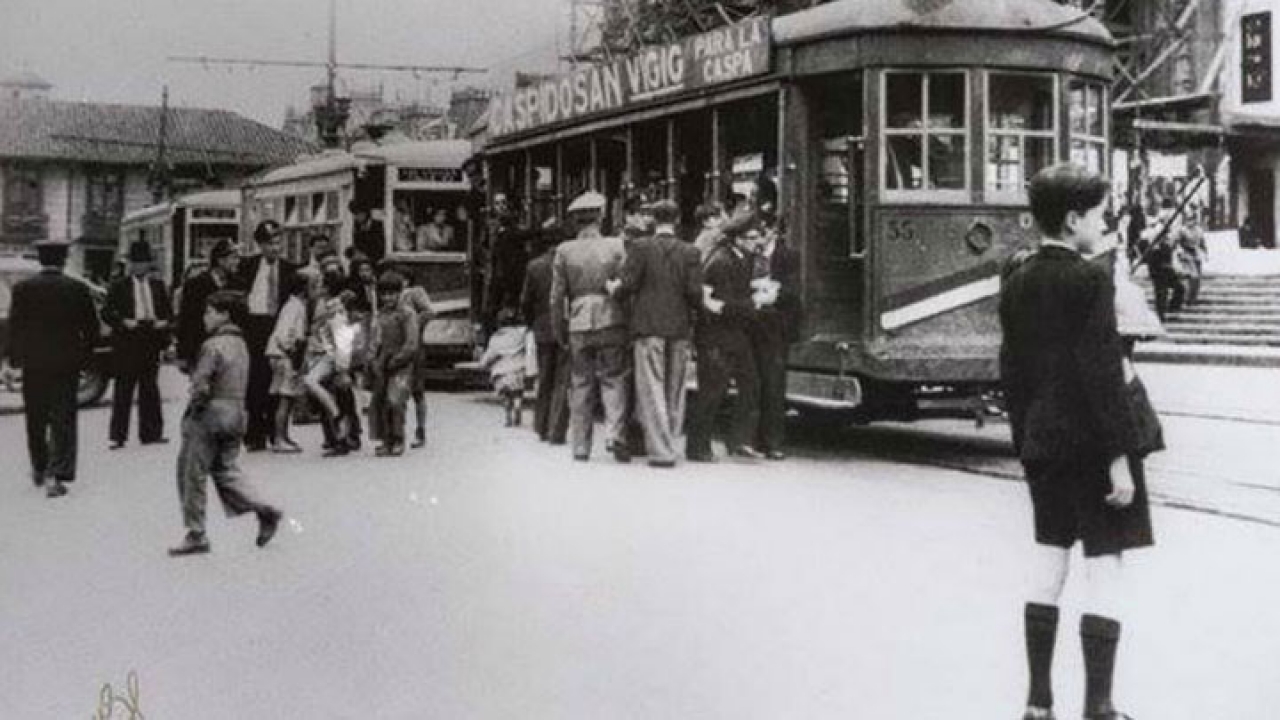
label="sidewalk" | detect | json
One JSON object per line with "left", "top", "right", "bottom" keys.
{"left": 1203, "top": 229, "right": 1280, "bottom": 276}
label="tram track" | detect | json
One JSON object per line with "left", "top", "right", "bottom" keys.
{"left": 785, "top": 418, "right": 1280, "bottom": 530}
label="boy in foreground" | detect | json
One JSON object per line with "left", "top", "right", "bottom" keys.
{"left": 1000, "top": 164, "right": 1154, "bottom": 720}
{"left": 169, "top": 290, "right": 284, "bottom": 556}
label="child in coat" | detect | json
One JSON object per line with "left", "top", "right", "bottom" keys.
{"left": 369, "top": 271, "right": 419, "bottom": 456}
{"left": 479, "top": 309, "right": 529, "bottom": 427}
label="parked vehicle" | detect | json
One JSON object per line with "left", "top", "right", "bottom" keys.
{"left": 0, "top": 255, "right": 113, "bottom": 407}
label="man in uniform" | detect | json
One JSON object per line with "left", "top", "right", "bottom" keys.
{"left": 686, "top": 216, "right": 762, "bottom": 462}
{"left": 237, "top": 221, "right": 298, "bottom": 451}
{"left": 6, "top": 238, "right": 100, "bottom": 497}
{"left": 177, "top": 239, "right": 239, "bottom": 372}
{"left": 105, "top": 239, "right": 173, "bottom": 449}
{"left": 549, "top": 191, "right": 631, "bottom": 462}
{"left": 607, "top": 199, "right": 702, "bottom": 468}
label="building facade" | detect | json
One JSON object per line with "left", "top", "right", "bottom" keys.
{"left": 0, "top": 74, "right": 313, "bottom": 280}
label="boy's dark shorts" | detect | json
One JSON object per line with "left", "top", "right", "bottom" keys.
{"left": 1023, "top": 454, "right": 1154, "bottom": 557}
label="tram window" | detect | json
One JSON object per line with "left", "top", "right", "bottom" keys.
{"left": 986, "top": 73, "right": 1058, "bottom": 199}
{"left": 886, "top": 73, "right": 923, "bottom": 128}
{"left": 883, "top": 71, "right": 968, "bottom": 197}
{"left": 1069, "top": 78, "right": 1107, "bottom": 174}
{"left": 325, "top": 192, "right": 340, "bottom": 221}
{"left": 389, "top": 190, "right": 467, "bottom": 255}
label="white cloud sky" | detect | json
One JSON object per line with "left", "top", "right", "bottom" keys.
{"left": 0, "top": 0, "right": 569, "bottom": 126}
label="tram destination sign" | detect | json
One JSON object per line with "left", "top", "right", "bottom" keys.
{"left": 487, "top": 16, "right": 771, "bottom": 140}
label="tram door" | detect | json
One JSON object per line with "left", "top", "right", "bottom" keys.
{"left": 807, "top": 75, "right": 868, "bottom": 340}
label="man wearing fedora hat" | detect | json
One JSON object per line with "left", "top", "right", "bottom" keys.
{"left": 104, "top": 238, "right": 174, "bottom": 449}
{"left": 7, "top": 238, "right": 100, "bottom": 497}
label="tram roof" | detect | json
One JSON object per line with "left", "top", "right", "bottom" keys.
{"left": 252, "top": 140, "right": 472, "bottom": 188}
{"left": 774, "top": 0, "right": 1111, "bottom": 47}
{"left": 122, "top": 188, "right": 242, "bottom": 225}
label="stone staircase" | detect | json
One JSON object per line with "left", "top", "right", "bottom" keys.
{"left": 1150, "top": 276, "right": 1280, "bottom": 348}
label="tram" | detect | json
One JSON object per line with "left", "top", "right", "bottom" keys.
{"left": 119, "top": 189, "right": 242, "bottom": 287}
{"left": 241, "top": 140, "right": 480, "bottom": 373}
{"left": 479, "top": 0, "right": 1114, "bottom": 421}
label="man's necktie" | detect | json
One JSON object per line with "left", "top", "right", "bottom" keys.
{"left": 266, "top": 262, "right": 278, "bottom": 315}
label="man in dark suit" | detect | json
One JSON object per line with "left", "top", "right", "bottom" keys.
{"left": 608, "top": 199, "right": 702, "bottom": 468}
{"left": 176, "top": 239, "right": 239, "bottom": 372}
{"left": 237, "top": 220, "right": 298, "bottom": 451}
{"left": 104, "top": 239, "right": 173, "bottom": 449}
{"left": 749, "top": 215, "right": 802, "bottom": 460}
{"left": 686, "top": 217, "right": 762, "bottom": 462}
{"left": 521, "top": 222, "right": 568, "bottom": 444}
{"left": 7, "top": 238, "right": 100, "bottom": 498}
{"left": 1000, "top": 164, "right": 1150, "bottom": 720}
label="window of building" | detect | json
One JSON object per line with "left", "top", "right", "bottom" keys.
{"left": 882, "top": 70, "right": 968, "bottom": 200}
{"left": 1069, "top": 78, "right": 1107, "bottom": 175}
{"left": 85, "top": 169, "right": 124, "bottom": 220}
{"left": 986, "top": 72, "right": 1058, "bottom": 200}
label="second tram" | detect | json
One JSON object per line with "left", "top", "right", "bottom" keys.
{"left": 241, "top": 140, "right": 480, "bottom": 373}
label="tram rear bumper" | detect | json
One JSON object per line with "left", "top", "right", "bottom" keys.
{"left": 785, "top": 370, "right": 864, "bottom": 411}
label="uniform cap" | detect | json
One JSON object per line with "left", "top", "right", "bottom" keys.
{"left": 567, "top": 191, "right": 606, "bottom": 214}
{"left": 209, "top": 239, "right": 237, "bottom": 262}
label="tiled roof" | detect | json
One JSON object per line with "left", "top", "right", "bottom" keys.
{"left": 0, "top": 98, "right": 315, "bottom": 166}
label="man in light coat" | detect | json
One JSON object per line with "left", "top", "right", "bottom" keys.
{"left": 549, "top": 191, "right": 631, "bottom": 462}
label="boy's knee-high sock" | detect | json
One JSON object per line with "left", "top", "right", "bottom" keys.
{"left": 1024, "top": 602, "right": 1059, "bottom": 710}
{"left": 1081, "top": 613, "right": 1122, "bottom": 717}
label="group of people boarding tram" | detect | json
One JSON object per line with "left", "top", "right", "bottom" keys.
{"left": 502, "top": 188, "right": 802, "bottom": 467}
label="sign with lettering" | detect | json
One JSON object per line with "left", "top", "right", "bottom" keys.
{"left": 487, "top": 16, "right": 771, "bottom": 140}
{"left": 398, "top": 167, "right": 466, "bottom": 184}
{"left": 1243, "top": 12, "right": 1273, "bottom": 103}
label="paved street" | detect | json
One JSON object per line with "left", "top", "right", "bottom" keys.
{"left": 1, "top": 368, "right": 1278, "bottom": 719}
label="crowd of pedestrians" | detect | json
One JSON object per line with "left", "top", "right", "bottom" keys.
{"left": 490, "top": 189, "right": 801, "bottom": 468}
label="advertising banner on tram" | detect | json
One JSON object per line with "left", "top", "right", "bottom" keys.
{"left": 487, "top": 15, "right": 771, "bottom": 140}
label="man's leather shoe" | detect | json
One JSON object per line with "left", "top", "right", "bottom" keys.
{"left": 573, "top": 454, "right": 589, "bottom": 462}
{"left": 108, "top": 441, "right": 124, "bottom": 450}
{"left": 256, "top": 509, "right": 282, "bottom": 548}
{"left": 322, "top": 442, "right": 350, "bottom": 457}
{"left": 168, "top": 534, "right": 211, "bottom": 556}
{"left": 142, "top": 438, "right": 170, "bottom": 445}
{"left": 610, "top": 443, "right": 631, "bottom": 464}
{"left": 728, "top": 445, "right": 765, "bottom": 460}
{"left": 648, "top": 459, "right": 677, "bottom": 468}
{"left": 31, "top": 471, "right": 44, "bottom": 487}
{"left": 765, "top": 450, "right": 786, "bottom": 461}
{"left": 45, "top": 482, "right": 67, "bottom": 498}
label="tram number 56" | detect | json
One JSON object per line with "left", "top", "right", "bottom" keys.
{"left": 884, "top": 219, "right": 918, "bottom": 244}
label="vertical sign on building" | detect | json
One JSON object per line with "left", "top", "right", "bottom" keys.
{"left": 1242, "top": 12, "right": 1273, "bottom": 103}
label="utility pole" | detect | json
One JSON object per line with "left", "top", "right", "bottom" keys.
{"left": 149, "top": 85, "right": 171, "bottom": 203}
{"left": 169, "top": 0, "right": 486, "bottom": 149}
